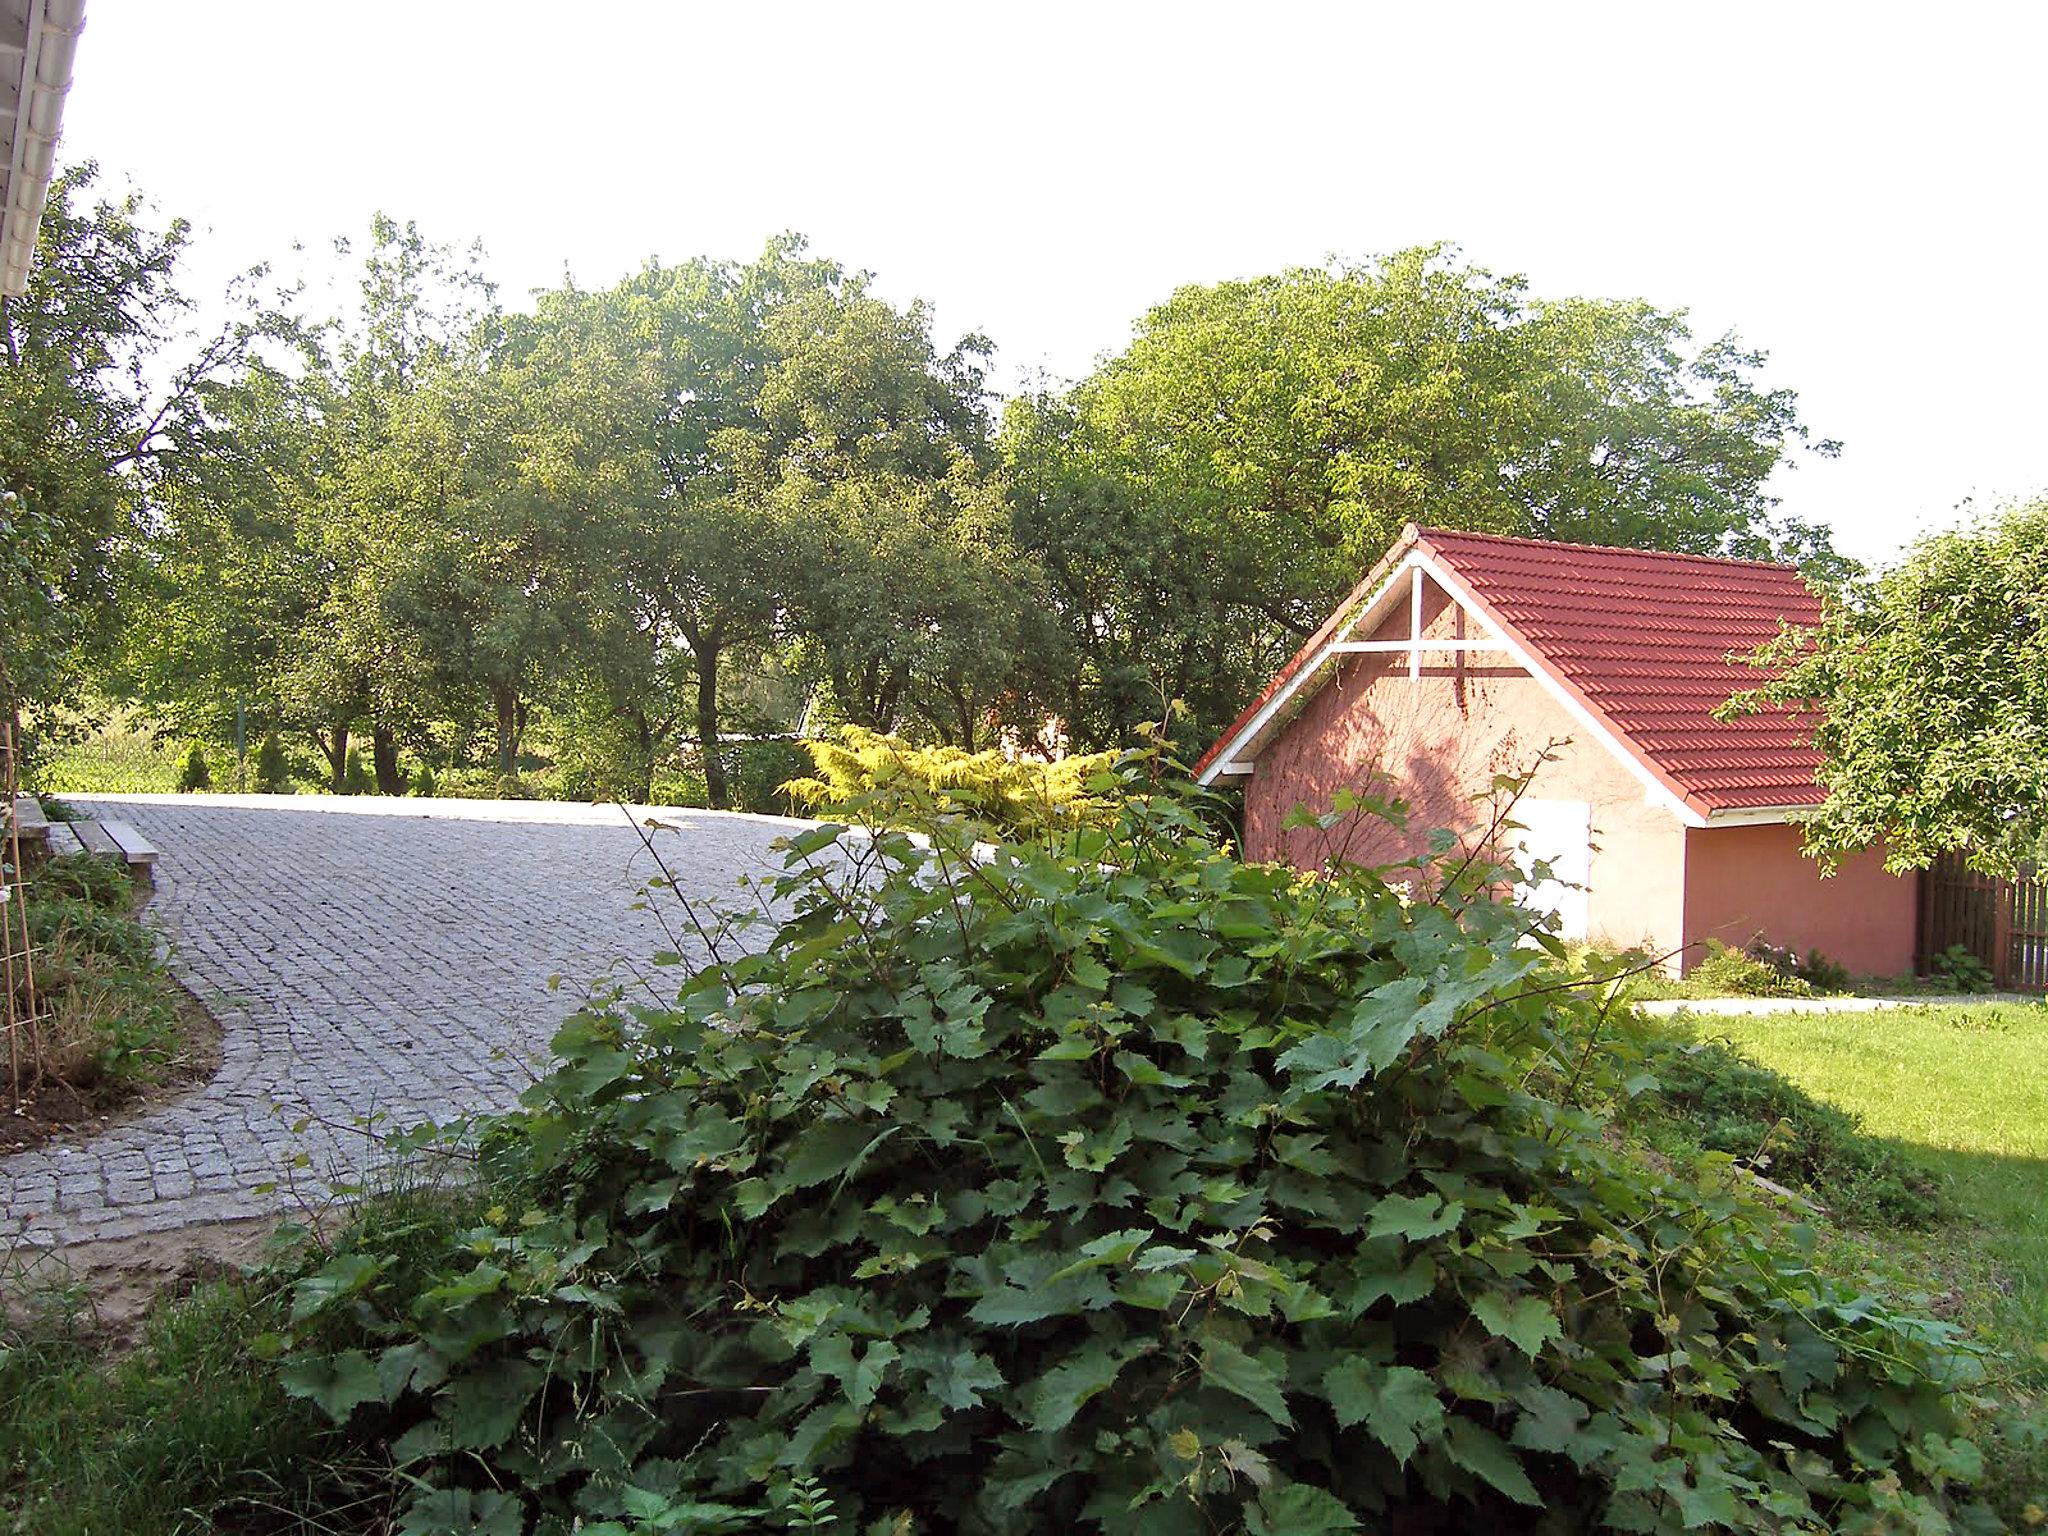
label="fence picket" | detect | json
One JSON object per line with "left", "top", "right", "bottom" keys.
{"left": 1921, "top": 853, "right": 2048, "bottom": 993}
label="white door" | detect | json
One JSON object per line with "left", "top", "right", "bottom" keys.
{"left": 1509, "top": 799, "right": 1591, "bottom": 940}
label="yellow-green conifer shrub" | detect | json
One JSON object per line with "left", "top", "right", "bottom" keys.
{"left": 784, "top": 725, "right": 1119, "bottom": 838}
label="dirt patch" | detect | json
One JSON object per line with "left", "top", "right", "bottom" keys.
{"left": 2, "top": 1213, "right": 290, "bottom": 1344}
{"left": 1, "top": 969, "right": 223, "bottom": 1156}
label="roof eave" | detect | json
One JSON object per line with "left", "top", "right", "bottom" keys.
{"left": 0, "top": 0, "right": 87, "bottom": 300}
{"left": 1699, "top": 803, "right": 1816, "bottom": 827}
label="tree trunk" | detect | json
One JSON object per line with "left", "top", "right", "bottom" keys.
{"left": 320, "top": 723, "right": 349, "bottom": 793}
{"left": 628, "top": 709, "right": 655, "bottom": 805}
{"left": 693, "top": 645, "right": 728, "bottom": 810}
{"left": 371, "top": 725, "right": 404, "bottom": 796}
{"left": 493, "top": 685, "right": 519, "bottom": 778}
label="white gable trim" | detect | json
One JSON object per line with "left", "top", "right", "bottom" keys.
{"left": 1196, "top": 549, "right": 1459, "bottom": 785}
{"left": 1198, "top": 546, "right": 1723, "bottom": 830}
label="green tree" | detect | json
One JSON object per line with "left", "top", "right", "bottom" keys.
{"left": 1723, "top": 500, "right": 2048, "bottom": 876}
{"left": 781, "top": 461, "right": 1031, "bottom": 746}
{"left": 116, "top": 215, "right": 500, "bottom": 792}
{"left": 0, "top": 165, "right": 285, "bottom": 766}
{"left": 312, "top": 217, "right": 500, "bottom": 788}
{"left": 563, "top": 240, "right": 999, "bottom": 805}
{"left": 753, "top": 271, "right": 1015, "bottom": 746}
{"left": 1005, "top": 245, "right": 1846, "bottom": 751}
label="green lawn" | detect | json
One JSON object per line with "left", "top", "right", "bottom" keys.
{"left": 1694, "top": 1001, "right": 2048, "bottom": 1350}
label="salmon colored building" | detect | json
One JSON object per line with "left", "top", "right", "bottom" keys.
{"left": 1192, "top": 526, "right": 1918, "bottom": 977}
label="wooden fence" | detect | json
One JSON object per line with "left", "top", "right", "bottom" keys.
{"left": 1918, "top": 852, "right": 2048, "bottom": 992}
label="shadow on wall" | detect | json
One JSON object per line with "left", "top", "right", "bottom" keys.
{"left": 1274, "top": 741, "right": 1503, "bottom": 891}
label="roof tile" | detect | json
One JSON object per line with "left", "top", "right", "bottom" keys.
{"left": 1415, "top": 529, "right": 1823, "bottom": 813}
{"left": 1195, "top": 525, "right": 1826, "bottom": 816}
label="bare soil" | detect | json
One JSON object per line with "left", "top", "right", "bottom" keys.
{"left": 0, "top": 970, "right": 223, "bottom": 1157}
{"left": 1, "top": 1214, "right": 288, "bottom": 1345}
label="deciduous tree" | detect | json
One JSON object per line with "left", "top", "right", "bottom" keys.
{"left": 1724, "top": 500, "right": 2048, "bottom": 876}
{"left": 1005, "top": 245, "right": 1848, "bottom": 752}
{"left": 0, "top": 165, "right": 286, "bottom": 763}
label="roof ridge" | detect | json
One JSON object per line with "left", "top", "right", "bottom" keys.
{"left": 1411, "top": 524, "right": 1805, "bottom": 575}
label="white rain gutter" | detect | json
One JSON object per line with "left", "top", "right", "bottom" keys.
{"left": 0, "top": 0, "right": 86, "bottom": 299}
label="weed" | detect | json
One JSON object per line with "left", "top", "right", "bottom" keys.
{"left": 0, "top": 1273, "right": 393, "bottom": 1535}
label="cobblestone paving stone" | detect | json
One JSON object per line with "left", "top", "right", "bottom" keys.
{"left": 1, "top": 794, "right": 798, "bottom": 1249}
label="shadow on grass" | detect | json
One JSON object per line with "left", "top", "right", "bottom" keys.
{"left": 1877, "top": 1143, "right": 2048, "bottom": 1343}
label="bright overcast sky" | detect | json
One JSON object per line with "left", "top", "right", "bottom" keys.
{"left": 57, "top": 1, "right": 2047, "bottom": 566}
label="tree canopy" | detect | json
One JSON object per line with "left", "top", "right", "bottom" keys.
{"left": 1724, "top": 500, "right": 2048, "bottom": 876}
{"left": 1003, "top": 246, "right": 1848, "bottom": 750}
{"left": 0, "top": 165, "right": 286, "bottom": 746}
{"left": 5, "top": 181, "right": 1868, "bottom": 800}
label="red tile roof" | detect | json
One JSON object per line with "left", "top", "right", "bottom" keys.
{"left": 1196, "top": 525, "right": 1826, "bottom": 817}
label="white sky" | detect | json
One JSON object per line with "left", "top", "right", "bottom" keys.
{"left": 57, "top": 1, "right": 2048, "bottom": 566}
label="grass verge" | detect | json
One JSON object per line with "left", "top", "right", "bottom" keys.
{"left": 0, "top": 1270, "right": 390, "bottom": 1535}
{"left": 1635, "top": 1000, "right": 2048, "bottom": 1519}
{"left": 4, "top": 854, "right": 216, "bottom": 1149}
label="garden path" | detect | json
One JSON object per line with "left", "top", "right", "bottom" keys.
{"left": 1, "top": 793, "right": 799, "bottom": 1249}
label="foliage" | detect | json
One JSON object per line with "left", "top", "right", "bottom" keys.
{"left": 254, "top": 729, "right": 292, "bottom": 794}
{"left": 344, "top": 746, "right": 374, "bottom": 795}
{"left": 1684, "top": 940, "right": 1814, "bottom": 998}
{"left": 1925, "top": 945, "right": 1994, "bottom": 995}
{"left": 1626, "top": 1029, "right": 1947, "bottom": 1229}
{"left": 1003, "top": 246, "right": 1847, "bottom": 752}
{"left": 411, "top": 762, "right": 438, "bottom": 798}
{"left": 584, "top": 239, "right": 1009, "bottom": 804}
{"left": 278, "top": 763, "right": 1991, "bottom": 1533}
{"left": 174, "top": 740, "right": 210, "bottom": 793}
{"left": 87, "top": 211, "right": 1860, "bottom": 792}
{"left": 0, "top": 164, "right": 290, "bottom": 732}
{"left": 785, "top": 725, "right": 1118, "bottom": 837}
{"left": 25, "top": 848, "right": 133, "bottom": 908}
{"left": 1724, "top": 500, "right": 2048, "bottom": 877}
{"left": 1739, "top": 938, "right": 1850, "bottom": 995}
{"left": 0, "top": 1272, "right": 385, "bottom": 1535}
{"left": 8, "top": 856, "right": 183, "bottom": 1093}
{"left": 726, "top": 739, "right": 813, "bottom": 819}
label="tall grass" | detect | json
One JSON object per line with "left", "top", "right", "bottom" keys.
{"left": 38, "top": 714, "right": 185, "bottom": 795}
{"left": 0, "top": 1273, "right": 390, "bottom": 1534}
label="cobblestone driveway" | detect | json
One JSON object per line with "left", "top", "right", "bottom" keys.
{"left": 2, "top": 795, "right": 798, "bottom": 1248}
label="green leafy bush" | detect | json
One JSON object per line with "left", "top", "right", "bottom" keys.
{"left": 1743, "top": 938, "right": 1851, "bottom": 994}
{"left": 276, "top": 765, "right": 1994, "bottom": 1533}
{"left": 727, "top": 738, "right": 813, "bottom": 818}
{"left": 786, "top": 724, "right": 1118, "bottom": 837}
{"left": 1627, "top": 1032, "right": 1947, "bottom": 1229}
{"left": 343, "top": 747, "right": 374, "bottom": 795}
{"left": 1686, "top": 939, "right": 1814, "bottom": 998}
{"left": 174, "top": 741, "right": 211, "bottom": 793}
{"left": 648, "top": 766, "right": 709, "bottom": 808}
{"left": 411, "top": 763, "right": 438, "bottom": 798}
{"left": 1926, "top": 944, "right": 1994, "bottom": 994}
{"left": 433, "top": 766, "right": 506, "bottom": 799}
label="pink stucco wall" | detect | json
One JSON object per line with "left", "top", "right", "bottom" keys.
{"left": 1682, "top": 825, "right": 1917, "bottom": 977}
{"left": 1235, "top": 571, "right": 1920, "bottom": 977}
{"left": 1242, "top": 582, "right": 1689, "bottom": 959}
